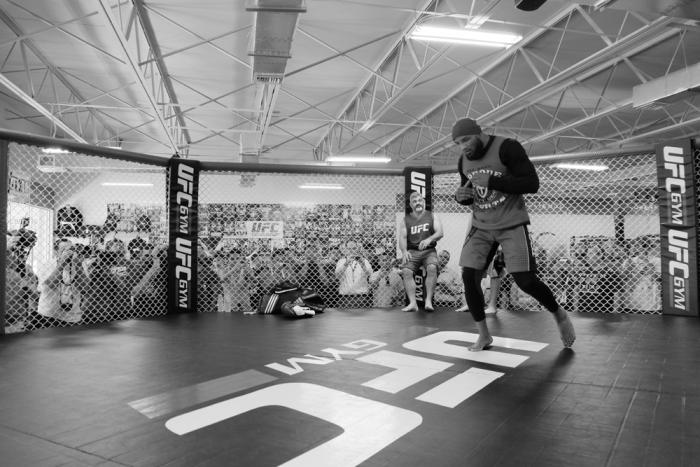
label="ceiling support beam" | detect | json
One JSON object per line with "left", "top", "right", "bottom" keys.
{"left": 96, "top": 0, "right": 180, "bottom": 154}
{"left": 0, "top": 6, "right": 116, "bottom": 141}
{"left": 403, "top": 12, "right": 678, "bottom": 162}
{"left": 524, "top": 99, "right": 633, "bottom": 145}
{"left": 132, "top": 0, "right": 191, "bottom": 146}
{"left": 0, "top": 72, "right": 86, "bottom": 142}
{"left": 313, "top": 0, "right": 438, "bottom": 159}
{"left": 381, "top": 3, "right": 579, "bottom": 156}
{"left": 5, "top": 1, "right": 125, "bottom": 64}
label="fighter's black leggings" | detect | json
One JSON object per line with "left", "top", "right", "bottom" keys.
{"left": 461, "top": 267, "right": 558, "bottom": 322}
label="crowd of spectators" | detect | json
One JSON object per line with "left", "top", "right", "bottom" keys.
{"left": 513, "top": 234, "right": 662, "bottom": 314}
{"left": 5, "top": 204, "right": 663, "bottom": 333}
{"left": 5, "top": 229, "right": 170, "bottom": 331}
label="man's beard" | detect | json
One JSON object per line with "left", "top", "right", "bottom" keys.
{"left": 462, "top": 138, "right": 485, "bottom": 160}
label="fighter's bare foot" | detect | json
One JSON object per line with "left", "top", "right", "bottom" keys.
{"left": 402, "top": 304, "right": 418, "bottom": 312}
{"left": 485, "top": 306, "right": 498, "bottom": 315}
{"left": 424, "top": 303, "right": 434, "bottom": 312}
{"left": 454, "top": 304, "right": 469, "bottom": 312}
{"left": 554, "top": 308, "right": 576, "bottom": 347}
{"left": 469, "top": 335, "right": 493, "bottom": 351}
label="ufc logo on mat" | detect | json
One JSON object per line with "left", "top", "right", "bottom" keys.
{"left": 152, "top": 331, "right": 547, "bottom": 466}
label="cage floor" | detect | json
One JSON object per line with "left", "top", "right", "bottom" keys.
{"left": 1, "top": 307, "right": 699, "bottom": 467}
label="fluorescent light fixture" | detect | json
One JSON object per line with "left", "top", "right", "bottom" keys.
{"left": 553, "top": 163, "right": 608, "bottom": 171}
{"left": 326, "top": 155, "right": 391, "bottom": 163}
{"left": 42, "top": 147, "right": 70, "bottom": 154}
{"left": 299, "top": 183, "right": 345, "bottom": 190}
{"left": 410, "top": 26, "right": 521, "bottom": 47}
{"left": 101, "top": 182, "right": 154, "bottom": 187}
{"left": 466, "top": 15, "right": 489, "bottom": 29}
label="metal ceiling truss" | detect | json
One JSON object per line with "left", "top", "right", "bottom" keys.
{"left": 313, "top": 0, "right": 440, "bottom": 160}
{"left": 381, "top": 4, "right": 693, "bottom": 164}
{"left": 5, "top": 0, "right": 126, "bottom": 65}
{"left": 526, "top": 28, "right": 700, "bottom": 153}
{"left": 96, "top": 0, "right": 187, "bottom": 156}
{"left": 43, "top": 70, "right": 178, "bottom": 148}
{"left": 132, "top": 0, "right": 191, "bottom": 146}
{"left": 386, "top": 3, "right": 581, "bottom": 164}
{"left": 0, "top": 6, "right": 115, "bottom": 143}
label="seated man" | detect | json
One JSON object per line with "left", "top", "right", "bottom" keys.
{"left": 399, "top": 191, "right": 444, "bottom": 312}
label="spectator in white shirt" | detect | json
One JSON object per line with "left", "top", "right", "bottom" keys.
{"left": 335, "top": 239, "right": 373, "bottom": 308}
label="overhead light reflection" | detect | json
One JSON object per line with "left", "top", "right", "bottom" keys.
{"left": 553, "top": 163, "right": 608, "bottom": 171}
{"left": 299, "top": 183, "right": 345, "bottom": 190}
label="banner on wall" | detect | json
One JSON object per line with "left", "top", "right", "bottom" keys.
{"left": 656, "top": 139, "right": 698, "bottom": 316}
{"left": 167, "top": 158, "right": 200, "bottom": 314}
{"left": 403, "top": 167, "right": 433, "bottom": 305}
{"left": 228, "top": 221, "right": 284, "bottom": 239}
{"left": 403, "top": 166, "right": 432, "bottom": 213}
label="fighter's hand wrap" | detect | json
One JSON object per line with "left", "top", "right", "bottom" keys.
{"left": 455, "top": 183, "right": 474, "bottom": 205}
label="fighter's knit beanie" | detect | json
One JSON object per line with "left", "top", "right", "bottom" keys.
{"left": 451, "top": 118, "right": 482, "bottom": 141}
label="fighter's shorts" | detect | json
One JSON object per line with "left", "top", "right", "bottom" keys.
{"left": 459, "top": 224, "right": 536, "bottom": 273}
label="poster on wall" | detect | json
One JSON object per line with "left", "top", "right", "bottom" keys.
{"left": 8, "top": 170, "right": 31, "bottom": 203}
{"left": 167, "top": 158, "right": 199, "bottom": 314}
{"left": 656, "top": 139, "right": 698, "bottom": 316}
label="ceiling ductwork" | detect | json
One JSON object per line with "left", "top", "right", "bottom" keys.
{"left": 247, "top": 0, "right": 306, "bottom": 80}
{"left": 633, "top": 61, "right": 700, "bottom": 108}
{"left": 243, "top": 0, "right": 306, "bottom": 160}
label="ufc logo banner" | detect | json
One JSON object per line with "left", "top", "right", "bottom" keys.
{"left": 403, "top": 166, "right": 432, "bottom": 213}
{"left": 168, "top": 158, "right": 200, "bottom": 314}
{"left": 656, "top": 139, "right": 698, "bottom": 316}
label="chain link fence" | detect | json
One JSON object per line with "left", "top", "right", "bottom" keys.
{"left": 435, "top": 152, "right": 662, "bottom": 315}
{"left": 3, "top": 137, "right": 668, "bottom": 335}
{"left": 197, "top": 171, "right": 404, "bottom": 312}
{"left": 5, "top": 142, "right": 169, "bottom": 333}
